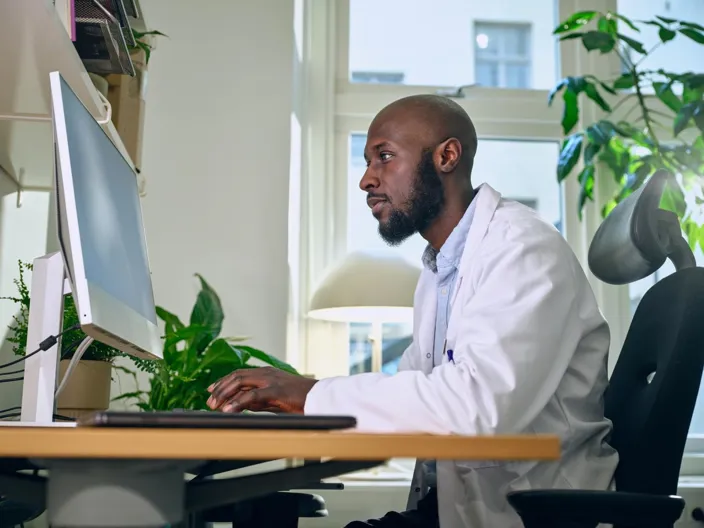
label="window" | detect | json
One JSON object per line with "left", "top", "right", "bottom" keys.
{"left": 349, "top": 322, "right": 412, "bottom": 375}
{"left": 347, "top": 0, "right": 558, "bottom": 89}
{"left": 475, "top": 23, "right": 532, "bottom": 89}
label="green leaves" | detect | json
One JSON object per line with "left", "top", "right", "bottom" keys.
{"left": 232, "top": 345, "right": 299, "bottom": 375}
{"left": 553, "top": 11, "right": 598, "bottom": 34}
{"left": 129, "top": 29, "right": 168, "bottom": 65}
{"left": 652, "top": 81, "right": 683, "bottom": 112}
{"left": 121, "top": 273, "right": 300, "bottom": 412}
{"left": 613, "top": 74, "right": 636, "bottom": 90}
{"left": 557, "top": 134, "right": 584, "bottom": 182}
{"left": 549, "top": 76, "right": 614, "bottom": 134}
{"left": 549, "top": 9, "right": 704, "bottom": 231}
{"left": 680, "top": 27, "right": 704, "bottom": 44}
{"left": 577, "top": 166, "right": 595, "bottom": 218}
{"left": 674, "top": 101, "right": 704, "bottom": 136}
{"left": 189, "top": 274, "right": 224, "bottom": 353}
{"left": 582, "top": 31, "right": 617, "bottom": 53}
{"left": 618, "top": 33, "right": 647, "bottom": 54}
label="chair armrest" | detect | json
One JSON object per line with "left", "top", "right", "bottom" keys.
{"left": 506, "top": 489, "right": 685, "bottom": 527}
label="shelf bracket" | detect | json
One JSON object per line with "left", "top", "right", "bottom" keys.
{"left": 0, "top": 165, "right": 24, "bottom": 207}
{"left": 0, "top": 113, "right": 51, "bottom": 122}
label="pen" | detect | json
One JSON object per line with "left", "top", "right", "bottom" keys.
{"left": 447, "top": 349, "right": 454, "bottom": 364}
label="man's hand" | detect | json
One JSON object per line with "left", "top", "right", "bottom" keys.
{"left": 206, "top": 367, "right": 318, "bottom": 414}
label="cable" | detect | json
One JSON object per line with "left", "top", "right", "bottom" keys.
{"left": 0, "top": 377, "right": 23, "bottom": 384}
{"left": 0, "top": 406, "right": 20, "bottom": 415}
{"left": 0, "top": 369, "right": 23, "bottom": 377}
{"left": 0, "top": 324, "right": 81, "bottom": 370}
{"left": 54, "top": 336, "right": 93, "bottom": 398}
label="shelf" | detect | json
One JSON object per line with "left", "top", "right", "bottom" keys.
{"left": 0, "top": 0, "right": 135, "bottom": 191}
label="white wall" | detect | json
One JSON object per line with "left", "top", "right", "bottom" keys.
{"left": 0, "top": 184, "right": 50, "bottom": 413}
{"left": 118, "top": 0, "right": 296, "bottom": 385}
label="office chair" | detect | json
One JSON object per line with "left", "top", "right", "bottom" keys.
{"left": 192, "top": 490, "right": 328, "bottom": 527}
{"left": 507, "top": 170, "right": 704, "bottom": 527}
{"left": 186, "top": 461, "right": 334, "bottom": 528}
{"left": 0, "top": 496, "right": 43, "bottom": 528}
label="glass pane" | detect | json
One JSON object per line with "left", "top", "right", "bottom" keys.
{"left": 617, "top": 1, "right": 704, "bottom": 77}
{"left": 476, "top": 60, "right": 499, "bottom": 87}
{"left": 347, "top": 134, "right": 564, "bottom": 263}
{"left": 348, "top": 322, "right": 413, "bottom": 375}
{"left": 505, "top": 63, "right": 530, "bottom": 89}
{"left": 348, "top": 0, "right": 558, "bottom": 89}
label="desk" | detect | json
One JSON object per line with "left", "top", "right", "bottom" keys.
{"left": 0, "top": 427, "right": 560, "bottom": 527}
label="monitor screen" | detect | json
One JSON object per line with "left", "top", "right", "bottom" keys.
{"left": 50, "top": 71, "right": 162, "bottom": 359}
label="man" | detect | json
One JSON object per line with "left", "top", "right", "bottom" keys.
{"left": 207, "top": 95, "right": 619, "bottom": 527}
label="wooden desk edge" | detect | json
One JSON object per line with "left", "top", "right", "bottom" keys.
{"left": 0, "top": 428, "right": 561, "bottom": 461}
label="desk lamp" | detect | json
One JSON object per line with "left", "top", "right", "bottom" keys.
{"left": 308, "top": 251, "right": 420, "bottom": 376}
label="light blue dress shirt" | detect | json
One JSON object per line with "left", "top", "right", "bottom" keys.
{"left": 420, "top": 198, "right": 477, "bottom": 487}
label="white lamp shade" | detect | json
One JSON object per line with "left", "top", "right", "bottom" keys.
{"left": 308, "top": 251, "right": 422, "bottom": 323}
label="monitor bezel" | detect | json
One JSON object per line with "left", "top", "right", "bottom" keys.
{"left": 49, "top": 71, "right": 162, "bottom": 360}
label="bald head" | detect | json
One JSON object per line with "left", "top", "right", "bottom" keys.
{"left": 370, "top": 94, "right": 478, "bottom": 178}
{"left": 359, "top": 95, "right": 479, "bottom": 249}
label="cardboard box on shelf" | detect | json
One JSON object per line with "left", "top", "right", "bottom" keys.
{"left": 105, "top": 48, "right": 148, "bottom": 172}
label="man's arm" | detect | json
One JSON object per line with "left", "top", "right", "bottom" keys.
{"left": 303, "top": 223, "right": 603, "bottom": 434}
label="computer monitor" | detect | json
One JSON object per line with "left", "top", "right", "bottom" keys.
{"left": 7, "top": 72, "right": 161, "bottom": 426}
{"left": 50, "top": 70, "right": 162, "bottom": 360}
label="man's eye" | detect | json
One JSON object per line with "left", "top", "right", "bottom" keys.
{"left": 380, "top": 152, "right": 393, "bottom": 161}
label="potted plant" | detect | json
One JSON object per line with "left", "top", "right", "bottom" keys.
{"left": 115, "top": 274, "right": 298, "bottom": 411}
{"left": 2, "top": 261, "right": 125, "bottom": 418}
{"left": 128, "top": 28, "right": 168, "bottom": 67}
{"left": 549, "top": 10, "right": 704, "bottom": 244}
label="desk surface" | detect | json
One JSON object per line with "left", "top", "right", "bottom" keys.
{"left": 0, "top": 427, "right": 560, "bottom": 461}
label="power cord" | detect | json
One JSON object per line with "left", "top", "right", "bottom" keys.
{"left": 55, "top": 336, "right": 94, "bottom": 398}
{"left": 0, "top": 324, "right": 81, "bottom": 371}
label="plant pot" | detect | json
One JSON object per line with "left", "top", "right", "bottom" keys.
{"left": 56, "top": 359, "right": 112, "bottom": 420}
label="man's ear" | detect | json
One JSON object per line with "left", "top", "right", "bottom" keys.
{"left": 435, "top": 138, "right": 462, "bottom": 174}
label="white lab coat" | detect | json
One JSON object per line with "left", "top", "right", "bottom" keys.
{"left": 304, "top": 183, "right": 619, "bottom": 527}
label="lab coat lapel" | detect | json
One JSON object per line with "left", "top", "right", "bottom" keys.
{"left": 449, "top": 184, "right": 502, "bottom": 308}
{"left": 415, "top": 274, "right": 437, "bottom": 374}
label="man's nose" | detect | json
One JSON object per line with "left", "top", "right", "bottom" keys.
{"left": 359, "top": 167, "right": 379, "bottom": 192}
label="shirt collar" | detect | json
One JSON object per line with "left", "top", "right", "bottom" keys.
{"left": 422, "top": 197, "right": 477, "bottom": 274}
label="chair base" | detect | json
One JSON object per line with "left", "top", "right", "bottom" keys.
{"left": 195, "top": 491, "right": 327, "bottom": 528}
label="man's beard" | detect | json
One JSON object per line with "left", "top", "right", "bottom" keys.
{"left": 378, "top": 151, "right": 445, "bottom": 246}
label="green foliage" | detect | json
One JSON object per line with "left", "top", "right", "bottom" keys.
{"left": 129, "top": 29, "right": 168, "bottom": 65}
{"left": 117, "top": 274, "right": 299, "bottom": 411}
{"left": 550, "top": 11, "right": 704, "bottom": 238}
{"left": 1, "top": 261, "right": 123, "bottom": 362}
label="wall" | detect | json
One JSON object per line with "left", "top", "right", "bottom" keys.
{"left": 111, "top": 0, "right": 297, "bottom": 397}
{"left": 0, "top": 184, "right": 50, "bottom": 414}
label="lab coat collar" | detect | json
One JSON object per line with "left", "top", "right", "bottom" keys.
{"left": 450, "top": 183, "right": 502, "bottom": 305}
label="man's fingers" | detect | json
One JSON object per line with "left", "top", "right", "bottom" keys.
{"left": 221, "top": 387, "right": 278, "bottom": 413}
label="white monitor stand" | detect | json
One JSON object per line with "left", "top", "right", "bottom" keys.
{"left": 7, "top": 251, "right": 76, "bottom": 427}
